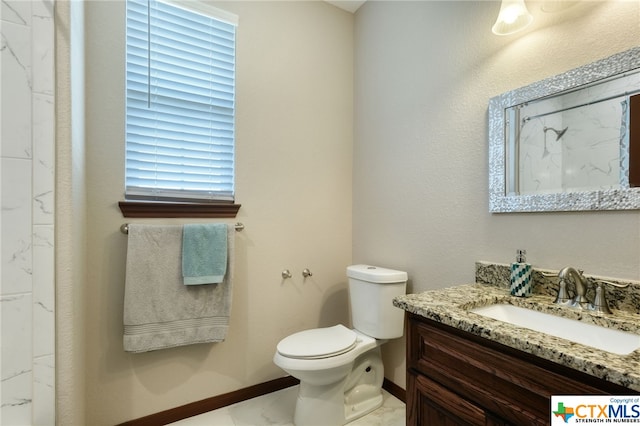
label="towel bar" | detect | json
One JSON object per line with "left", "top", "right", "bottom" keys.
{"left": 120, "top": 222, "right": 244, "bottom": 234}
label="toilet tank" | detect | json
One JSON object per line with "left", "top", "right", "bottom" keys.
{"left": 347, "top": 265, "right": 408, "bottom": 339}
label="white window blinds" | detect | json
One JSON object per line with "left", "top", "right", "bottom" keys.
{"left": 125, "top": 0, "right": 237, "bottom": 202}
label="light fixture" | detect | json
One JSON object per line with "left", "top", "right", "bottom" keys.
{"left": 492, "top": 0, "right": 533, "bottom": 36}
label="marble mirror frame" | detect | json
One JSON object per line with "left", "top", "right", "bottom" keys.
{"left": 489, "top": 46, "right": 640, "bottom": 213}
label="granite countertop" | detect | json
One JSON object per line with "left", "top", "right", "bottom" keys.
{"left": 393, "top": 263, "right": 640, "bottom": 391}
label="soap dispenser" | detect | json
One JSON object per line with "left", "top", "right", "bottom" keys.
{"left": 510, "top": 249, "right": 532, "bottom": 297}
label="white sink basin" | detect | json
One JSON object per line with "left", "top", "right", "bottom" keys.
{"left": 470, "top": 304, "right": 640, "bottom": 355}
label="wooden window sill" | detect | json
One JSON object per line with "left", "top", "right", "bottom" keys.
{"left": 119, "top": 201, "right": 241, "bottom": 218}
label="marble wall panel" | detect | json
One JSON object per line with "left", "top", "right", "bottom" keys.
{"left": 1, "top": 0, "right": 55, "bottom": 423}
{"left": 1, "top": 158, "right": 33, "bottom": 295}
{"left": 31, "top": 0, "right": 54, "bottom": 96}
{"left": 2, "top": 1, "right": 32, "bottom": 26}
{"left": 1, "top": 20, "right": 32, "bottom": 159}
{"left": 33, "top": 225, "right": 54, "bottom": 358}
{"left": 33, "top": 93, "right": 55, "bottom": 224}
{"left": 33, "top": 354, "right": 55, "bottom": 425}
{"left": 1, "top": 293, "right": 33, "bottom": 425}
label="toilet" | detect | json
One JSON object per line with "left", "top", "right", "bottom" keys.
{"left": 273, "top": 264, "right": 408, "bottom": 426}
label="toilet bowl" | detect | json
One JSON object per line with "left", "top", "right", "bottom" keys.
{"left": 273, "top": 326, "right": 385, "bottom": 425}
{"left": 273, "top": 265, "right": 407, "bottom": 426}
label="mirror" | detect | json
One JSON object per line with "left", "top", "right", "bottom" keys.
{"left": 489, "top": 47, "right": 640, "bottom": 212}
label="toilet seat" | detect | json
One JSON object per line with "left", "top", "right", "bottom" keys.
{"left": 277, "top": 325, "right": 357, "bottom": 359}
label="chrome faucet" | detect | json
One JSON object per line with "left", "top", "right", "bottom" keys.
{"left": 555, "top": 267, "right": 629, "bottom": 314}
{"left": 558, "top": 267, "right": 590, "bottom": 309}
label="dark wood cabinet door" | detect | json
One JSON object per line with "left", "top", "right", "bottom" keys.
{"left": 409, "top": 371, "right": 489, "bottom": 426}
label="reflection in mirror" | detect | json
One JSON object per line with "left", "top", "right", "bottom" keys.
{"left": 489, "top": 47, "right": 640, "bottom": 212}
{"left": 507, "top": 70, "right": 640, "bottom": 196}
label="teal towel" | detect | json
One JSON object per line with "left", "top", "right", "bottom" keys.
{"left": 182, "top": 223, "right": 228, "bottom": 285}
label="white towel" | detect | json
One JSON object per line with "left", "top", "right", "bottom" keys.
{"left": 123, "top": 224, "right": 235, "bottom": 353}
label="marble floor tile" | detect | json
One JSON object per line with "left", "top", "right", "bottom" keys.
{"left": 171, "top": 386, "right": 405, "bottom": 426}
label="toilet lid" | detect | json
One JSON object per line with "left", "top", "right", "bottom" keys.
{"left": 277, "top": 325, "right": 358, "bottom": 359}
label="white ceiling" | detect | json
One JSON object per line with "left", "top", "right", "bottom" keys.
{"left": 324, "top": 1, "right": 366, "bottom": 13}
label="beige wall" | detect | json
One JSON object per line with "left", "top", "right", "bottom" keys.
{"left": 354, "top": 1, "right": 640, "bottom": 390}
{"left": 78, "top": 1, "right": 353, "bottom": 423}
{"left": 56, "top": 1, "right": 88, "bottom": 424}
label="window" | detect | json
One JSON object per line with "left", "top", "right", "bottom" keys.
{"left": 125, "top": 0, "right": 237, "bottom": 204}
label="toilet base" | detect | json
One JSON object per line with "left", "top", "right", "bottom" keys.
{"left": 291, "top": 347, "right": 384, "bottom": 426}
{"left": 344, "top": 384, "right": 383, "bottom": 423}
{"left": 293, "top": 382, "right": 383, "bottom": 426}
{"left": 294, "top": 378, "right": 347, "bottom": 426}
{"left": 344, "top": 347, "right": 384, "bottom": 423}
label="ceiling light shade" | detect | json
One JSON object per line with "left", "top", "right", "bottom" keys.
{"left": 492, "top": 0, "right": 533, "bottom": 35}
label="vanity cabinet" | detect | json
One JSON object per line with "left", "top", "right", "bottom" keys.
{"left": 406, "top": 312, "right": 637, "bottom": 426}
